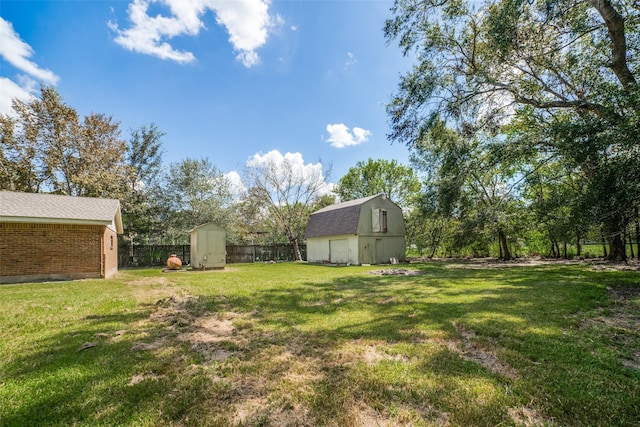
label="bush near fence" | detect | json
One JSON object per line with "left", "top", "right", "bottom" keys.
{"left": 118, "top": 243, "right": 306, "bottom": 268}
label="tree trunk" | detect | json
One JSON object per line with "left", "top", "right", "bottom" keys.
{"left": 601, "top": 234, "right": 608, "bottom": 257}
{"left": 554, "top": 240, "right": 561, "bottom": 259}
{"left": 290, "top": 237, "right": 302, "bottom": 261}
{"left": 429, "top": 246, "right": 437, "bottom": 258}
{"left": 628, "top": 229, "right": 635, "bottom": 259}
{"left": 563, "top": 241, "right": 568, "bottom": 259}
{"left": 576, "top": 233, "right": 582, "bottom": 258}
{"left": 607, "top": 233, "right": 627, "bottom": 262}
{"left": 498, "top": 228, "right": 511, "bottom": 261}
{"left": 636, "top": 222, "right": 640, "bottom": 260}
{"left": 604, "top": 212, "right": 628, "bottom": 262}
{"left": 636, "top": 208, "right": 640, "bottom": 259}
{"left": 587, "top": 0, "right": 636, "bottom": 87}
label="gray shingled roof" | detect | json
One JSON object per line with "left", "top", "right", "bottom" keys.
{"left": 305, "top": 194, "right": 380, "bottom": 238}
{"left": 0, "top": 191, "right": 123, "bottom": 233}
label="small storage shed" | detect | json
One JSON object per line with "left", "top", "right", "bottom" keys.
{"left": 305, "top": 194, "right": 406, "bottom": 265}
{"left": 190, "top": 223, "right": 226, "bottom": 269}
{"left": 0, "top": 191, "right": 123, "bottom": 284}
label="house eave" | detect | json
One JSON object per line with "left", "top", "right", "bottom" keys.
{"left": 1, "top": 216, "right": 113, "bottom": 228}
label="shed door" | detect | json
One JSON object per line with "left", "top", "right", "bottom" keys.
{"left": 375, "top": 239, "right": 384, "bottom": 264}
{"left": 202, "top": 230, "right": 226, "bottom": 267}
{"left": 329, "top": 239, "right": 349, "bottom": 264}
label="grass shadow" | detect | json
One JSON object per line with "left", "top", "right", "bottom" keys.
{"left": 1, "top": 263, "right": 638, "bottom": 426}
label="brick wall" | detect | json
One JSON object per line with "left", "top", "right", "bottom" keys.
{"left": 0, "top": 222, "right": 104, "bottom": 283}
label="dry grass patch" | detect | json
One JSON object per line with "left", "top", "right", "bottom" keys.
{"left": 507, "top": 406, "right": 548, "bottom": 427}
{"left": 450, "top": 323, "right": 519, "bottom": 380}
{"left": 579, "top": 286, "right": 640, "bottom": 371}
{"left": 3, "top": 262, "right": 639, "bottom": 426}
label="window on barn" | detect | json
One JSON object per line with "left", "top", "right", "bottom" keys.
{"left": 372, "top": 208, "right": 388, "bottom": 233}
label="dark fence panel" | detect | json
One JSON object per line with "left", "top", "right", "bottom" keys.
{"left": 118, "top": 243, "right": 190, "bottom": 268}
{"left": 226, "top": 244, "right": 307, "bottom": 263}
{"left": 118, "top": 243, "right": 306, "bottom": 268}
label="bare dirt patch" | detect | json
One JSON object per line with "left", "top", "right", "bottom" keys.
{"left": 343, "top": 400, "right": 449, "bottom": 427}
{"left": 330, "top": 339, "right": 411, "bottom": 368}
{"left": 127, "top": 276, "right": 183, "bottom": 305}
{"left": 128, "top": 372, "right": 161, "bottom": 386}
{"left": 450, "top": 323, "right": 519, "bottom": 380}
{"left": 507, "top": 406, "right": 549, "bottom": 427}
{"left": 179, "top": 313, "right": 250, "bottom": 362}
{"left": 362, "top": 345, "right": 409, "bottom": 366}
{"left": 581, "top": 286, "right": 640, "bottom": 370}
{"left": 127, "top": 277, "right": 172, "bottom": 286}
{"left": 141, "top": 295, "right": 253, "bottom": 363}
{"left": 131, "top": 337, "right": 169, "bottom": 351}
{"left": 369, "top": 268, "right": 425, "bottom": 276}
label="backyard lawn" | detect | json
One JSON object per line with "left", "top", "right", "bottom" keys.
{"left": 0, "top": 261, "right": 638, "bottom": 426}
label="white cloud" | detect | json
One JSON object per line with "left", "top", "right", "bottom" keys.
{"left": 325, "top": 123, "right": 371, "bottom": 148}
{"left": 109, "top": 0, "right": 277, "bottom": 67}
{"left": 247, "top": 150, "right": 318, "bottom": 178}
{"left": 0, "top": 18, "right": 59, "bottom": 84}
{"left": 224, "top": 170, "right": 246, "bottom": 197}
{"left": 0, "top": 18, "right": 59, "bottom": 115}
{"left": 0, "top": 77, "right": 35, "bottom": 115}
{"left": 246, "top": 150, "right": 333, "bottom": 196}
{"left": 344, "top": 51, "right": 357, "bottom": 69}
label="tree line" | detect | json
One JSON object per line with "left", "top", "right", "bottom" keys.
{"left": 384, "top": 0, "right": 640, "bottom": 261}
{"left": 0, "top": 86, "right": 334, "bottom": 260}
{"left": 2, "top": 0, "right": 639, "bottom": 262}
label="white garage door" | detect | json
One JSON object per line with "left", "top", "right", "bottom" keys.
{"left": 329, "top": 239, "right": 349, "bottom": 264}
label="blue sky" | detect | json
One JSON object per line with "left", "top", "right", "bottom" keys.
{"left": 0, "top": 0, "right": 413, "bottom": 190}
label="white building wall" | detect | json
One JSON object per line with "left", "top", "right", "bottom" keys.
{"left": 190, "top": 223, "right": 226, "bottom": 269}
{"left": 307, "top": 234, "right": 359, "bottom": 264}
{"left": 307, "top": 237, "right": 330, "bottom": 263}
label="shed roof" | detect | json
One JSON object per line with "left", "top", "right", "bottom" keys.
{"left": 189, "top": 222, "right": 226, "bottom": 233}
{"left": 305, "top": 194, "right": 381, "bottom": 238}
{"left": 0, "top": 191, "right": 123, "bottom": 234}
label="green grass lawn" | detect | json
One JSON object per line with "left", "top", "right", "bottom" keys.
{"left": 1, "top": 261, "right": 639, "bottom": 426}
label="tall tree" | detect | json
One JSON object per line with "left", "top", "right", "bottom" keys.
{"left": 243, "top": 151, "right": 330, "bottom": 261}
{"left": 0, "top": 86, "right": 128, "bottom": 198}
{"left": 385, "top": 0, "right": 640, "bottom": 260}
{"left": 126, "top": 124, "right": 164, "bottom": 192}
{"left": 520, "top": 147, "right": 600, "bottom": 258}
{"left": 335, "top": 158, "right": 421, "bottom": 208}
{"left": 158, "top": 157, "right": 234, "bottom": 243}
{"left": 122, "top": 124, "right": 165, "bottom": 243}
{"left": 405, "top": 186, "right": 455, "bottom": 258}
{"left": 413, "top": 119, "right": 524, "bottom": 259}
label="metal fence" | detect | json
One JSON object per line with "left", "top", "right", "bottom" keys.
{"left": 118, "top": 243, "right": 306, "bottom": 268}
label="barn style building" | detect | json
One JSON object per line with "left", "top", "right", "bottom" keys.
{"left": 0, "top": 191, "right": 123, "bottom": 284}
{"left": 305, "top": 194, "right": 406, "bottom": 265}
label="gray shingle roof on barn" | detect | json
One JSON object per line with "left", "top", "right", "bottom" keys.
{"left": 0, "top": 191, "right": 123, "bottom": 233}
{"left": 305, "top": 194, "right": 380, "bottom": 238}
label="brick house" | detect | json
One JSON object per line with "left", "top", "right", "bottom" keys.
{"left": 0, "top": 191, "right": 123, "bottom": 284}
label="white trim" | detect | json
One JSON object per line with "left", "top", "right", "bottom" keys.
{"left": 0, "top": 217, "right": 111, "bottom": 227}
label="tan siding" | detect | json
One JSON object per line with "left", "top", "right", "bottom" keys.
{"left": 102, "top": 227, "right": 118, "bottom": 278}
{"left": 357, "top": 198, "right": 405, "bottom": 237}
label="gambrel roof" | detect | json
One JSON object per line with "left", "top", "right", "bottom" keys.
{"left": 305, "top": 194, "right": 381, "bottom": 238}
{"left": 0, "top": 191, "right": 123, "bottom": 234}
